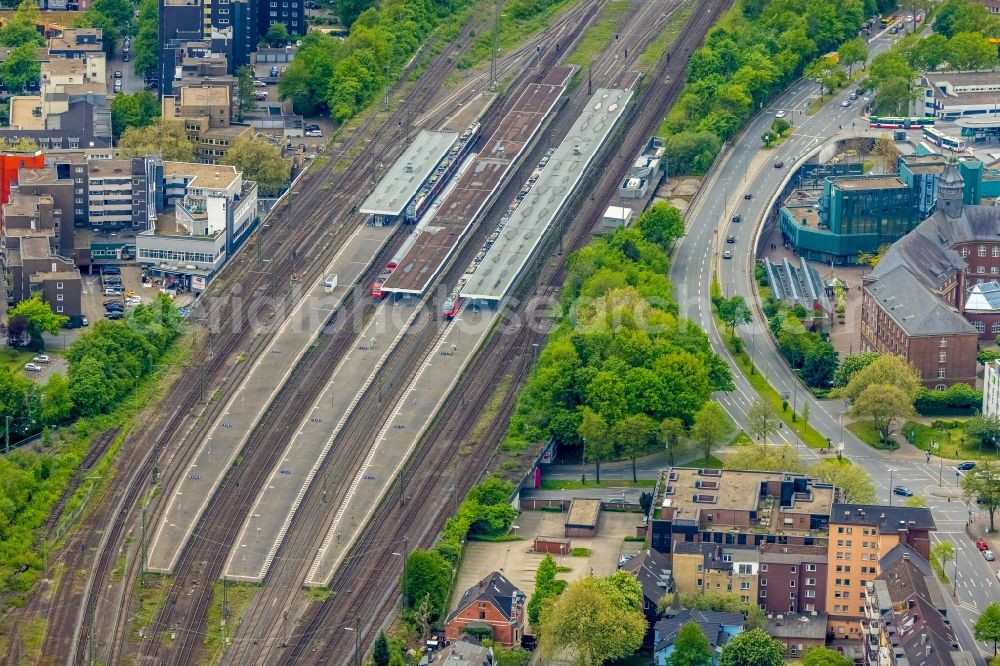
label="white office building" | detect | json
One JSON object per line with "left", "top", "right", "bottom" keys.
{"left": 984, "top": 358, "right": 1000, "bottom": 418}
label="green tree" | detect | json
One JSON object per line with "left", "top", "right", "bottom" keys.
{"left": 803, "top": 340, "right": 839, "bottom": 388}
{"left": 840, "top": 354, "right": 921, "bottom": 403}
{"left": 336, "top": 0, "right": 376, "bottom": 27}
{"left": 372, "top": 630, "right": 390, "bottom": 666}
{"left": 976, "top": 603, "right": 1000, "bottom": 656}
{"left": 719, "top": 628, "right": 784, "bottom": 666}
{"left": 690, "top": 402, "right": 734, "bottom": 465}
{"left": 910, "top": 33, "right": 952, "bottom": 71}
{"left": 8, "top": 297, "right": 68, "bottom": 349}
{"left": 962, "top": 461, "right": 1000, "bottom": 532}
{"left": 68, "top": 355, "right": 112, "bottom": 417}
{"left": 727, "top": 443, "right": 805, "bottom": 473}
{"left": 948, "top": 31, "right": 998, "bottom": 70}
{"left": 833, "top": 352, "right": 880, "bottom": 388}
{"left": 874, "top": 134, "right": 902, "bottom": 174}
{"left": 616, "top": 413, "right": 654, "bottom": 483}
{"left": 839, "top": 37, "right": 868, "bottom": 76}
{"left": 0, "top": 1, "right": 43, "bottom": 47}
{"left": 119, "top": 120, "right": 196, "bottom": 162}
{"left": 528, "top": 554, "right": 565, "bottom": 627}
{"left": 659, "top": 417, "right": 688, "bottom": 466}
{"left": 967, "top": 414, "right": 1000, "bottom": 449}
{"left": 132, "top": 0, "right": 159, "bottom": 78}
{"left": 802, "top": 646, "right": 854, "bottom": 666}
{"left": 811, "top": 459, "right": 876, "bottom": 503}
{"left": 579, "top": 407, "right": 613, "bottom": 483}
{"left": 277, "top": 32, "right": 338, "bottom": 115}
{"left": 851, "top": 384, "right": 915, "bottom": 444}
{"left": 90, "top": 0, "right": 134, "bottom": 33}
{"left": 236, "top": 65, "right": 258, "bottom": 122}
{"left": 932, "top": 541, "right": 954, "bottom": 584}
{"left": 672, "top": 591, "right": 765, "bottom": 630}
{"left": 717, "top": 295, "right": 752, "bottom": 334}
{"left": 538, "top": 573, "right": 647, "bottom": 665}
{"left": 74, "top": 7, "right": 121, "bottom": 56}
{"left": 40, "top": 373, "right": 73, "bottom": 426}
{"left": 402, "top": 549, "right": 451, "bottom": 621}
{"left": 110, "top": 91, "right": 160, "bottom": 140}
{"left": 745, "top": 399, "right": 779, "bottom": 442}
{"left": 636, "top": 202, "right": 685, "bottom": 247}
{"left": 669, "top": 622, "right": 713, "bottom": 666}
{"left": 264, "top": 22, "right": 290, "bottom": 46}
{"left": 0, "top": 43, "right": 39, "bottom": 95}
{"left": 221, "top": 137, "right": 290, "bottom": 196}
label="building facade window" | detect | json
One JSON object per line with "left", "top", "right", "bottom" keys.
{"left": 976, "top": 320, "right": 987, "bottom": 334}
{"left": 938, "top": 368, "right": 947, "bottom": 379}
{"left": 979, "top": 245, "right": 987, "bottom": 257}
{"left": 939, "top": 351, "right": 947, "bottom": 363}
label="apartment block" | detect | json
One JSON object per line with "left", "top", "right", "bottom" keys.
{"left": 162, "top": 85, "right": 253, "bottom": 163}
{"left": 649, "top": 468, "right": 835, "bottom": 555}
{"left": 47, "top": 29, "right": 103, "bottom": 59}
{"left": 758, "top": 543, "right": 829, "bottom": 615}
{"left": 826, "top": 504, "right": 936, "bottom": 640}
{"left": 1, "top": 193, "right": 81, "bottom": 316}
{"left": 671, "top": 543, "right": 759, "bottom": 604}
{"left": 862, "top": 546, "right": 970, "bottom": 666}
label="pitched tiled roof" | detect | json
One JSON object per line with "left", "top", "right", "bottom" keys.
{"left": 864, "top": 265, "right": 975, "bottom": 337}
{"left": 654, "top": 609, "right": 744, "bottom": 654}
{"left": 446, "top": 571, "right": 524, "bottom": 624}
{"left": 620, "top": 549, "right": 672, "bottom": 604}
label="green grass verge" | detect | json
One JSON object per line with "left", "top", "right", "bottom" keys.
{"left": 571, "top": 547, "right": 591, "bottom": 557}
{"left": 539, "top": 479, "right": 656, "bottom": 490}
{"left": 929, "top": 551, "right": 950, "bottom": 585}
{"left": 458, "top": 0, "right": 582, "bottom": 70}
{"left": 1, "top": 349, "right": 37, "bottom": 373}
{"left": 634, "top": 3, "right": 693, "bottom": 74}
{"left": 846, "top": 421, "right": 897, "bottom": 451}
{"left": 691, "top": 454, "right": 725, "bottom": 469}
{"left": 565, "top": 0, "right": 629, "bottom": 66}
{"left": 129, "top": 575, "right": 172, "bottom": 643}
{"left": 203, "top": 581, "right": 258, "bottom": 661}
{"left": 901, "top": 419, "right": 1000, "bottom": 461}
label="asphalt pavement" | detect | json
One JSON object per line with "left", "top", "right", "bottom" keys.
{"left": 669, "top": 25, "right": 996, "bottom": 665}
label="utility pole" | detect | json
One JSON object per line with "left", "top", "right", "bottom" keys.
{"left": 383, "top": 65, "right": 390, "bottom": 111}
{"left": 489, "top": 0, "right": 499, "bottom": 91}
{"left": 402, "top": 537, "right": 410, "bottom": 608}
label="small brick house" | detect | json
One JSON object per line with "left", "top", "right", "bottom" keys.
{"left": 444, "top": 572, "right": 526, "bottom": 648}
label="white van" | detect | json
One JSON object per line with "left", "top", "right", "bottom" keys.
{"left": 323, "top": 274, "right": 337, "bottom": 292}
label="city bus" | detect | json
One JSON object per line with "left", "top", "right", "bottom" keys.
{"left": 923, "top": 126, "right": 966, "bottom": 152}
{"left": 869, "top": 116, "right": 936, "bottom": 129}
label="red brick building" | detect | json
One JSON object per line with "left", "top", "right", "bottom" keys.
{"left": 859, "top": 162, "right": 992, "bottom": 387}
{"left": 0, "top": 151, "right": 45, "bottom": 220}
{"left": 445, "top": 572, "right": 526, "bottom": 647}
{"left": 758, "top": 543, "right": 829, "bottom": 615}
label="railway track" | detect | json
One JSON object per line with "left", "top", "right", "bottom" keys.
{"left": 273, "top": 0, "right": 728, "bottom": 661}
{"left": 27, "top": 14, "right": 480, "bottom": 666}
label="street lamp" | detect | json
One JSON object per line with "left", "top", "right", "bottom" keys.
{"left": 888, "top": 469, "right": 896, "bottom": 506}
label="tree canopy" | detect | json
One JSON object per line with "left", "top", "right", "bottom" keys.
{"left": 119, "top": 119, "right": 196, "bottom": 162}
{"left": 8, "top": 297, "right": 68, "bottom": 349}
{"left": 718, "top": 628, "right": 785, "bottom": 666}
{"left": 669, "top": 622, "right": 714, "bottom": 666}
{"left": 976, "top": 603, "right": 1000, "bottom": 656}
{"left": 0, "top": 1, "right": 44, "bottom": 48}
{"left": 802, "top": 646, "right": 854, "bottom": 666}
{"left": 690, "top": 402, "right": 734, "bottom": 463}
{"left": 403, "top": 549, "right": 452, "bottom": 622}
{"left": 110, "top": 91, "right": 161, "bottom": 141}
{"left": 851, "top": 383, "right": 915, "bottom": 443}
{"left": 962, "top": 461, "right": 1000, "bottom": 532}
{"left": 528, "top": 553, "right": 566, "bottom": 628}
{"left": 221, "top": 137, "right": 291, "bottom": 197}
{"left": 0, "top": 43, "right": 39, "bottom": 95}
{"left": 839, "top": 354, "right": 921, "bottom": 403}
{"left": 538, "top": 573, "right": 647, "bottom": 665}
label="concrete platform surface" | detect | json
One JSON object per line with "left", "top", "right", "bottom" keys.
{"left": 222, "top": 299, "right": 417, "bottom": 581}
{"left": 146, "top": 223, "right": 394, "bottom": 573}
{"left": 304, "top": 303, "right": 499, "bottom": 585}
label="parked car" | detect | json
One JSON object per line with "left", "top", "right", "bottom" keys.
{"left": 726, "top": 235, "right": 736, "bottom": 244}
{"left": 305, "top": 128, "right": 323, "bottom": 137}
{"left": 106, "top": 311, "right": 124, "bottom": 320}
{"left": 103, "top": 299, "right": 122, "bottom": 307}
{"left": 126, "top": 296, "right": 142, "bottom": 305}
{"left": 957, "top": 461, "right": 977, "bottom": 471}
{"left": 723, "top": 250, "right": 733, "bottom": 260}
{"left": 774, "top": 161, "right": 784, "bottom": 168}
{"left": 253, "top": 79, "right": 267, "bottom": 87}
{"left": 31, "top": 354, "right": 49, "bottom": 364}
{"left": 892, "top": 486, "right": 912, "bottom": 497}
{"left": 114, "top": 71, "right": 122, "bottom": 79}
{"left": 978, "top": 539, "right": 990, "bottom": 551}
{"left": 123, "top": 54, "right": 130, "bottom": 62}
{"left": 81, "top": 316, "right": 89, "bottom": 326}
{"left": 106, "top": 305, "right": 125, "bottom": 314}
{"left": 270, "top": 66, "right": 280, "bottom": 77}
{"left": 985, "top": 550, "right": 996, "bottom": 562}
{"left": 24, "top": 362, "right": 42, "bottom": 372}
{"left": 104, "top": 287, "right": 123, "bottom": 296}
{"left": 102, "top": 265, "right": 120, "bottom": 275}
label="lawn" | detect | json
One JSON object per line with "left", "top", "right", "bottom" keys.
{"left": 0, "top": 349, "right": 39, "bottom": 373}
{"left": 901, "top": 419, "right": 1000, "bottom": 461}
{"left": 846, "top": 421, "right": 897, "bottom": 451}
{"left": 634, "top": 3, "right": 694, "bottom": 74}
{"left": 203, "top": 581, "right": 258, "bottom": 661}
{"left": 540, "top": 479, "right": 656, "bottom": 490}
{"left": 690, "top": 454, "right": 725, "bottom": 469}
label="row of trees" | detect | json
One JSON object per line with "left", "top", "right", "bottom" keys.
{"left": 133, "top": 0, "right": 159, "bottom": 79}
{"left": 663, "top": 0, "right": 870, "bottom": 174}
{"left": 503, "top": 203, "right": 731, "bottom": 474}
{"left": 403, "top": 477, "right": 516, "bottom": 624}
{"left": 761, "top": 297, "right": 840, "bottom": 388}
{"left": 278, "top": 0, "right": 470, "bottom": 120}
{"left": 0, "top": 1, "right": 45, "bottom": 95}
{"left": 670, "top": 624, "right": 853, "bottom": 666}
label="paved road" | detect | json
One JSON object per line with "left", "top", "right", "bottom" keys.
{"left": 670, "top": 26, "right": 995, "bottom": 665}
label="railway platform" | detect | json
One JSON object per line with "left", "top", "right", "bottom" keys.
{"left": 221, "top": 299, "right": 419, "bottom": 582}
{"left": 304, "top": 304, "right": 500, "bottom": 586}
{"left": 145, "top": 223, "right": 395, "bottom": 573}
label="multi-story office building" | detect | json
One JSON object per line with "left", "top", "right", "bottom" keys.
{"left": 825, "top": 504, "right": 936, "bottom": 640}
{"left": 86, "top": 157, "right": 160, "bottom": 232}
{"left": 162, "top": 85, "right": 253, "bottom": 164}
{"left": 985, "top": 359, "right": 1000, "bottom": 418}
{"left": 136, "top": 161, "right": 257, "bottom": 291}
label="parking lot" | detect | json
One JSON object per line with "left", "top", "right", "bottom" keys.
{"left": 81, "top": 264, "right": 155, "bottom": 326}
